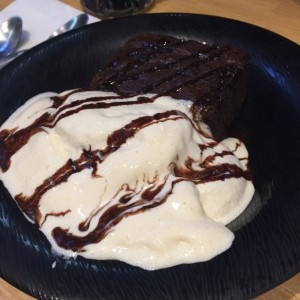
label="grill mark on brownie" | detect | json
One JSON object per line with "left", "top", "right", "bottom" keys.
{"left": 97, "top": 38, "right": 184, "bottom": 83}
{"left": 140, "top": 61, "right": 236, "bottom": 95}
{"left": 95, "top": 43, "right": 230, "bottom": 95}
{"left": 114, "top": 46, "right": 225, "bottom": 82}
{"left": 98, "top": 36, "right": 223, "bottom": 83}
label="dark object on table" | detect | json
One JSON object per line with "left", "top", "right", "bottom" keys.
{"left": 81, "top": 0, "right": 153, "bottom": 19}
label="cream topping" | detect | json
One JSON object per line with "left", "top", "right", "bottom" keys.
{"left": 0, "top": 90, "right": 254, "bottom": 270}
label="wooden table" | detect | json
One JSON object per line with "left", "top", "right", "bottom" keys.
{"left": 0, "top": 0, "right": 300, "bottom": 299}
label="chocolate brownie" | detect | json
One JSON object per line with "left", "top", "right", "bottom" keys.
{"left": 90, "top": 33, "right": 249, "bottom": 140}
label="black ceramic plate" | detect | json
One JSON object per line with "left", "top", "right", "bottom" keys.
{"left": 0, "top": 14, "right": 300, "bottom": 300}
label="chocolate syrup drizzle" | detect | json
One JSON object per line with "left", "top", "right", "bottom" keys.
{"left": 0, "top": 91, "right": 251, "bottom": 252}
{"left": 95, "top": 42, "right": 235, "bottom": 98}
{"left": 0, "top": 91, "right": 153, "bottom": 172}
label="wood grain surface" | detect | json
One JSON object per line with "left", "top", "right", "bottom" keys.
{"left": 0, "top": 0, "right": 300, "bottom": 299}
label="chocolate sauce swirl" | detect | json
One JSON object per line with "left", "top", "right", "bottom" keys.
{"left": 0, "top": 92, "right": 153, "bottom": 172}
{"left": 0, "top": 91, "right": 252, "bottom": 253}
{"left": 14, "top": 107, "right": 183, "bottom": 223}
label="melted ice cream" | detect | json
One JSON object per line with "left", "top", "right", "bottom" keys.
{"left": 0, "top": 90, "right": 254, "bottom": 270}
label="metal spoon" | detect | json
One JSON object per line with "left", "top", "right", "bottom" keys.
{"left": 48, "top": 13, "right": 88, "bottom": 39}
{"left": 0, "top": 16, "right": 22, "bottom": 58}
{"left": 0, "top": 14, "right": 88, "bottom": 68}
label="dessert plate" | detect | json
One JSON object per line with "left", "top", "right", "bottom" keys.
{"left": 0, "top": 13, "right": 300, "bottom": 299}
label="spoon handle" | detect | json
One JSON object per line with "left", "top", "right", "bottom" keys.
{"left": 0, "top": 14, "right": 89, "bottom": 69}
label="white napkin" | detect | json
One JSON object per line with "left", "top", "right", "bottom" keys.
{"left": 0, "top": 0, "right": 99, "bottom": 50}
